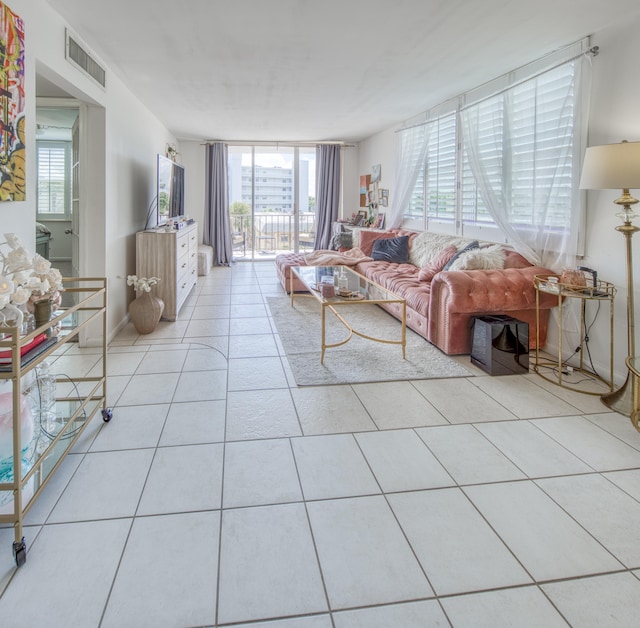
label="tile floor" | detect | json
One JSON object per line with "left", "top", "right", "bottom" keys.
{"left": 2, "top": 262, "right": 640, "bottom": 627}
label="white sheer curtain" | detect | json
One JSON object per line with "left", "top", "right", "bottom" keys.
{"left": 388, "top": 123, "right": 430, "bottom": 229}
{"left": 460, "top": 56, "right": 589, "bottom": 270}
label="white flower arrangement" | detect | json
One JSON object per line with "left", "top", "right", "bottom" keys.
{"left": 0, "top": 233, "right": 64, "bottom": 311}
{"left": 127, "top": 275, "right": 161, "bottom": 293}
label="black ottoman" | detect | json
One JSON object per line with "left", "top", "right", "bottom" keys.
{"left": 470, "top": 315, "right": 529, "bottom": 375}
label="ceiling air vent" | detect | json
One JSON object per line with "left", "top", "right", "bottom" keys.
{"left": 65, "top": 29, "right": 106, "bottom": 89}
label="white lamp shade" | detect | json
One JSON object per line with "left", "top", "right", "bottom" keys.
{"left": 580, "top": 141, "right": 640, "bottom": 190}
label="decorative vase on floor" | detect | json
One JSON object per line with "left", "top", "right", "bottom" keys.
{"left": 129, "top": 292, "right": 164, "bottom": 334}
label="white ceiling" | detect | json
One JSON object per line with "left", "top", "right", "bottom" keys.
{"left": 44, "top": 0, "right": 640, "bottom": 143}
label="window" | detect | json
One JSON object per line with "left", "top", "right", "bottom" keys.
{"left": 401, "top": 38, "right": 590, "bottom": 266}
{"left": 37, "top": 141, "right": 71, "bottom": 219}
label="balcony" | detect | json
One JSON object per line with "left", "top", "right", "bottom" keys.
{"left": 230, "top": 212, "right": 315, "bottom": 260}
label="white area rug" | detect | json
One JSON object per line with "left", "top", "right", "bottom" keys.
{"left": 267, "top": 296, "right": 473, "bottom": 386}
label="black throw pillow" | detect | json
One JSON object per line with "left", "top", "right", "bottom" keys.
{"left": 371, "top": 235, "right": 410, "bottom": 263}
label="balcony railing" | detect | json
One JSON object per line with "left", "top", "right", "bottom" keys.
{"left": 230, "top": 211, "right": 315, "bottom": 258}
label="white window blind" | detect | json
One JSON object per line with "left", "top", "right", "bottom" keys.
{"left": 37, "top": 141, "right": 71, "bottom": 218}
{"left": 398, "top": 37, "right": 591, "bottom": 267}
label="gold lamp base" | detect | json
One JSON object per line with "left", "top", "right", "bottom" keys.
{"left": 601, "top": 371, "right": 634, "bottom": 417}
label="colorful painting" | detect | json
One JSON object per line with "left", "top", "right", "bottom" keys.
{"left": 0, "top": 2, "right": 25, "bottom": 201}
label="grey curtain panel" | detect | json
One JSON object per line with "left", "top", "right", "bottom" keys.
{"left": 314, "top": 144, "right": 341, "bottom": 250}
{"left": 204, "top": 142, "right": 233, "bottom": 265}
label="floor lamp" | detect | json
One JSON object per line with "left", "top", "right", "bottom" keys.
{"left": 579, "top": 140, "right": 640, "bottom": 419}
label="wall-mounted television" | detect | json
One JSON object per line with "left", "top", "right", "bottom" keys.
{"left": 157, "top": 153, "right": 185, "bottom": 224}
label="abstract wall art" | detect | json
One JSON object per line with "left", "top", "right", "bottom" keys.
{"left": 0, "top": 1, "right": 25, "bottom": 201}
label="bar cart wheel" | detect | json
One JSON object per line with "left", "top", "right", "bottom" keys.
{"left": 101, "top": 408, "right": 113, "bottom": 422}
{"left": 13, "top": 537, "right": 27, "bottom": 567}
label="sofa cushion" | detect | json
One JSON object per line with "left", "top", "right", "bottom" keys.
{"left": 418, "top": 245, "right": 458, "bottom": 282}
{"left": 409, "top": 231, "right": 467, "bottom": 267}
{"left": 448, "top": 244, "right": 506, "bottom": 271}
{"left": 443, "top": 240, "right": 480, "bottom": 271}
{"left": 371, "top": 236, "right": 410, "bottom": 263}
{"left": 359, "top": 230, "right": 398, "bottom": 256}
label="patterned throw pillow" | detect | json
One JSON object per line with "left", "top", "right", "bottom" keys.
{"left": 418, "top": 245, "right": 458, "bottom": 282}
{"left": 447, "top": 244, "right": 506, "bottom": 271}
{"left": 442, "top": 240, "right": 480, "bottom": 271}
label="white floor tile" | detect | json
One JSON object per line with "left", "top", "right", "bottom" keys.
{"left": 223, "top": 439, "right": 302, "bottom": 507}
{"left": 417, "top": 424, "right": 526, "bottom": 485}
{"left": 355, "top": 430, "right": 454, "bottom": 492}
{"left": 603, "top": 468, "right": 640, "bottom": 500}
{"left": 228, "top": 333, "right": 280, "bottom": 358}
{"left": 89, "top": 403, "right": 169, "bottom": 451}
{"left": 23, "top": 453, "right": 83, "bottom": 525}
{"left": 464, "top": 481, "right": 623, "bottom": 580}
{"left": 389, "top": 488, "right": 531, "bottom": 595}
{"left": 230, "top": 317, "right": 274, "bottom": 335}
{"left": 542, "top": 572, "right": 640, "bottom": 627}
{"left": 537, "top": 474, "right": 640, "bottom": 567}
{"left": 333, "top": 600, "right": 447, "bottom": 627}
{"left": 191, "top": 304, "right": 230, "bottom": 319}
{"left": 233, "top": 616, "right": 333, "bottom": 628}
{"left": 173, "top": 369, "right": 227, "bottom": 402}
{"left": 475, "top": 420, "right": 593, "bottom": 477}
{"left": 307, "top": 496, "right": 433, "bottom": 609}
{"left": 182, "top": 345, "right": 228, "bottom": 371}
{"left": 134, "top": 348, "right": 188, "bottom": 374}
{"left": 441, "top": 585, "right": 567, "bottom": 628}
{"left": 48, "top": 449, "right": 154, "bottom": 522}
{"left": 352, "top": 381, "right": 447, "bottom": 428}
{"left": 0, "top": 519, "right": 130, "bottom": 627}
{"left": 226, "top": 389, "right": 302, "bottom": 440}
{"left": 525, "top": 372, "right": 612, "bottom": 414}
{"left": 160, "top": 399, "right": 226, "bottom": 445}
{"left": 470, "top": 375, "right": 580, "bottom": 418}
{"left": 227, "top": 356, "right": 288, "bottom": 390}
{"left": 292, "top": 434, "right": 380, "bottom": 500}
{"left": 137, "top": 443, "right": 223, "bottom": 515}
{"left": 411, "top": 378, "right": 516, "bottom": 423}
{"left": 102, "top": 512, "right": 219, "bottom": 628}
{"left": 532, "top": 415, "right": 640, "bottom": 471}
{"left": 185, "top": 317, "right": 230, "bottom": 337}
{"left": 117, "top": 372, "right": 180, "bottom": 406}
{"left": 291, "top": 386, "right": 377, "bottom": 435}
{"left": 585, "top": 412, "right": 640, "bottom": 448}
{"left": 217, "top": 503, "right": 327, "bottom": 624}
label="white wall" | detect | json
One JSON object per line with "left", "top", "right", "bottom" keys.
{"left": 3, "top": 0, "right": 178, "bottom": 341}
{"left": 356, "top": 14, "right": 640, "bottom": 383}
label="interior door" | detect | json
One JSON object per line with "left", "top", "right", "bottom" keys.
{"left": 70, "top": 114, "right": 80, "bottom": 278}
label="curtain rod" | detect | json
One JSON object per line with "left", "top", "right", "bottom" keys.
{"left": 199, "top": 140, "right": 356, "bottom": 148}
{"left": 397, "top": 40, "right": 599, "bottom": 134}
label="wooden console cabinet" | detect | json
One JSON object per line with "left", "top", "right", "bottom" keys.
{"left": 136, "top": 222, "right": 198, "bottom": 320}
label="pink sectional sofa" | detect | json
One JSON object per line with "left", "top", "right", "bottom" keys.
{"left": 275, "top": 229, "right": 558, "bottom": 355}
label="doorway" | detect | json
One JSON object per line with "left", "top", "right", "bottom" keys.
{"left": 35, "top": 100, "right": 80, "bottom": 280}
{"left": 227, "top": 145, "right": 316, "bottom": 261}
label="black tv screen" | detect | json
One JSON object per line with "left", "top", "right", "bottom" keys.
{"left": 157, "top": 153, "right": 185, "bottom": 224}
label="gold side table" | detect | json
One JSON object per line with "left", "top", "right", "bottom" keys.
{"left": 533, "top": 275, "right": 616, "bottom": 394}
{"left": 625, "top": 357, "right": 640, "bottom": 431}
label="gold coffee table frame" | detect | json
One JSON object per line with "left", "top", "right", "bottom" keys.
{"left": 290, "top": 265, "right": 407, "bottom": 364}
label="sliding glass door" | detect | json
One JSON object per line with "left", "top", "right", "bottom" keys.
{"left": 228, "top": 145, "right": 316, "bottom": 260}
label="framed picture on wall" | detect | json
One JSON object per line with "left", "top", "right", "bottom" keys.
{"left": 371, "top": 164, "right": 381, "bottom": 183}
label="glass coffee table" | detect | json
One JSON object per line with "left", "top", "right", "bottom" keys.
{"left": 290, "top": 265, "right": 406, "bottom": 363}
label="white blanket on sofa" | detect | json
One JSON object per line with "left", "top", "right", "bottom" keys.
{"left": 303, "top": 247, "right": 372, "bottom": 266}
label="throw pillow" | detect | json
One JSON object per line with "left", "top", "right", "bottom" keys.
{"left": 448, "top": 244, "right": 506, "bottom": 271}
{"left": 442, "top": 240, "right": 480, "bottom": 271}
{"left": 371, "top": 235, "right": 410, "bottom": 263}
{"left": 418, "top": 245, "right": 458, "bottom": 282}
{"left": 359, "top": 230, "right": 397, "bottom": 257}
